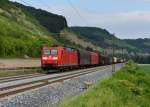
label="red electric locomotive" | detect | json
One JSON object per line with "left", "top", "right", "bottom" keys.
{"left": 41, "top": 46, "right": 78, "bottom": 70}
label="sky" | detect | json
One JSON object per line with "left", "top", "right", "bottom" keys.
{"left": 10, "top": 0, "right": 150, "bottom": 39}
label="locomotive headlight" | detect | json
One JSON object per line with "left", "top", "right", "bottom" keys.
{"left": 52, "top": 56, "right": 58, "bottom": 60}
{"left": 42, "top": 56, "right": 48, "bottom": 60}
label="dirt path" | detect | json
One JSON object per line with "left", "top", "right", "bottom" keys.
{"left": 0, "top": 59, "right": 41, "bottom": 69}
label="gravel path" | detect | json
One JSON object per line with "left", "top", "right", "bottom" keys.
{"left": 0, "top": 64, "right": 122, "bottom": 107}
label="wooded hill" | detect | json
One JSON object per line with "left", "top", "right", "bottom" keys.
{"left": 0, "top": 1, "right": 56, "bottom": 57}
{"left": 14, "top": 2, "right": 68, "bottom": 33}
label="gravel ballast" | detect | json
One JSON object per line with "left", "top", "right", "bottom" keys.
{"left": 0, "top": 64, "right": 122, "bottom": 107}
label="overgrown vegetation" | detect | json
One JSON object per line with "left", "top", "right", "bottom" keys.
{"left": 59, "top": 62, "right": 150, "bottom": 107}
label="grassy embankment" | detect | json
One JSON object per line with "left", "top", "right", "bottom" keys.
{"left": 58, "top": 62, "right": 150, "bottom": 107}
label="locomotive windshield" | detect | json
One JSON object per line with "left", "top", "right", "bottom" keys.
{"left": 43, "top": 49, "right": 57, "bottom": 55}
{"left": 51, "top": 49, "right": 58, "bottom": 55}
{"left": 43, "top": 49, "right": 50, "bottom": 55}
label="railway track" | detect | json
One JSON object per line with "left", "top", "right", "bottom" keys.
{"left": 0, "top": 73, "right": 46, "bottom": 83}
{"left": 0, "top": 65, "right": 112, "bottom": 98}
{"left": 0, "top": 67, "right": 41, "bottom": 75}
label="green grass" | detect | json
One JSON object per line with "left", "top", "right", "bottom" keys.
{"left": 58, "top": 62, "right": 150, "bottom": 107}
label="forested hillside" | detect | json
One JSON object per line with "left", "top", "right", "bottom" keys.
{"left": 124, "top": 38, "right": 150, "bottom": 53}
{"left": 70, "top": 27, "right": 137, "bottom": 52}
{"left": 14, "top": 2, "right": 68, "bottom": 33}
{"left": 60, "top": 29, "right": 102, "bottom": 51}
{"left": 0, "top": 1, "right": 57, "bottom": 57}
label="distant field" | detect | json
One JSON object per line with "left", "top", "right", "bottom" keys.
{"left": 139, "top": 64, "right": 150, "bottom": 75}
{"left": 58, "top": 62, "right": 150, "bottom": 107}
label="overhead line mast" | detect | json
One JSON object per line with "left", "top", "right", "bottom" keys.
{"left": 112, "top": 33, "right": 115, "bottom": 72}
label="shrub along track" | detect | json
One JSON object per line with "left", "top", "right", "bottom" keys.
{"left": 0, "top": 65, "right": 114, "bottom": 98}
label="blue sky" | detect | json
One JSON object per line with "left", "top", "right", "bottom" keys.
{"left": 11, "top": 0, "right": 150, "bottom": 39}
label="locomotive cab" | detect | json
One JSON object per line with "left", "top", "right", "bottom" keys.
{"left": 41, "top": 46, "right": 63, "bottom": 69}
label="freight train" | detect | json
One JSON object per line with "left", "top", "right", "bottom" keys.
{"left": 41, "top": 46, "right": 123, "bottom": 71}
